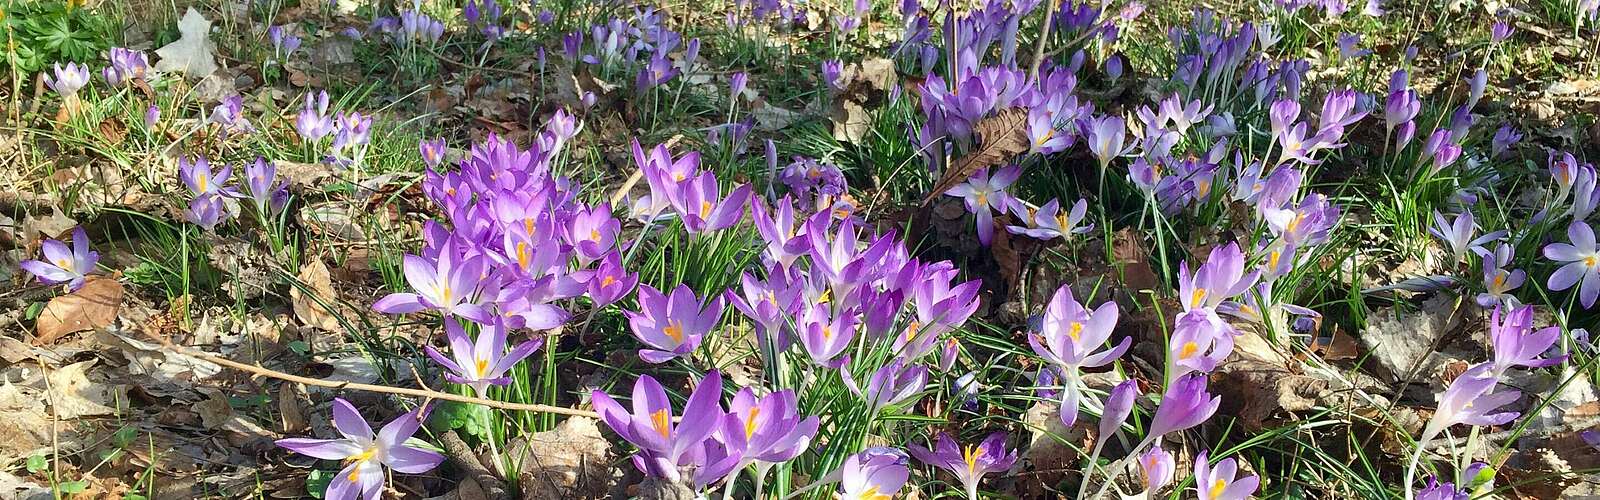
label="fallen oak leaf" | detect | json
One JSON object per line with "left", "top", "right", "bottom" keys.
{"left": 921, "top": 108, "right": 1031, "bottom": 205}
{"left": 34, "top": 276, "right": 123, "bottom": 345}
{"left": 290, "top": 258, "right": 344, "bottom": 332}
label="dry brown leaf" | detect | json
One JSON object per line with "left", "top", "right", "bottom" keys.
{"left": 278, "top": 383, "right": 309, "bottom": 434}
{"left": 34, "top": 276, "right": 124, "bottom": 345}
{"left": 922, "top": 108, "right": 1030, "bottom": 205}
{"left": 47, "top": 360, "right": 123, "bottom": 418}
{"left": 98, "top": 117, "right": 127, "bottom": 146}
{"left": 510, "top": 417, "right": 613, "bottom": 499}
{"left": 291, "top": 258, "right": 343, "bottom": 331}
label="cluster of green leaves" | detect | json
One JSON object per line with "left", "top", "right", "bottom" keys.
{"left": 2, "top": 1, "right": 115, "bottom": 73}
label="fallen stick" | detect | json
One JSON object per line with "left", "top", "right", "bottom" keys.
{"left": 141, "top": 330, "right": 601, "bottom": 419}
{"left": 439, "top": 430, "right": 512, "bottom": 500}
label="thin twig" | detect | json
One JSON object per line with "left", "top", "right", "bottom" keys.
{"left": 140, "top": 330, "right": 601, "bottom": 419}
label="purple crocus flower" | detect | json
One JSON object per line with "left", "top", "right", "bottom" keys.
{"left": 1487, "top": 305, "right": 1564, "bottom": 375}
{"left": 590, "top": 372, "right": 732, "bottom": 485}
{"left": 1147, "top": 373, "right": 1221, "bottom": 439}
{"left": 1085, "top": 115, "right": 1129, "bottom": 168}
{"left": 145, "top": 105, "right": 161, "bottom": 129}
{"left": 821, "top": 61, "right": 845, "bottom": 91}
{"left": 1193, "top": 450, "right": 1260, "bottom": 500}
{"left": 1429, "top": 210, "right": 1508, "bottom": 264}
{"left": 420, "top": 138, "right": 447, "bottom": 168}
{"left": 1491, "top": 21, "right": 1513, "bottom": 42}
{"left": 1491, "top": 125, "right": 1522, "bottom": 158}
{"left": 185, "top": 194, "right": 226, "bottom": 230}
{"left": 1098, "top": 379, "right": 1138, "bottom": 442}
{"left": 1415, "top": 478, "right": 1469, "bottom": 500}
{"left": 627, "top": 284, "right": 724, "bottom": 363}
{"left": 582, "top": 252, "right": 639, "bottom": 308}
{"left": 426, "top": 319, "right": 542, "bottom": 397}
{"left": 1168, "top": 310, "right": 1233, "bottom": 378}
{"left": 45, "top": 62, "right": 90, "bottom": 97}
{"left": 270, "top": 25, "right": 302, "bottom": 59}
{"left": 372, "top": 251, "right": 494, "bottom": 322}
{"left": 944, "top": 166, "right": 1022, "bottom": 246}
{"left": 835, "top": 452, "right": 910, "bottom": 499}
{"left": 1473, "top": 243, "right": 1523, "bottom": 308}
{"left": 797, "top": 303, "right": 857, "bottom": 368}
{"left": 1027, "top": 285, "right": 1128, "bottom": 426}
{"left": 636, "top": 54, "right": 680, "bottom": 91}
{"left": 721, "top": 388, "right": 818, "bottom": 471}
{"left": 209, "top": 95, "right": 256, "bottom": 135}
{"left": 908, "top": 432, "right": 1018, "bottom": 500}
{"left": 240, "top": 157, "right": 289, "bottom": 215}
{"left": 1544, "top": 221, "right": 1600, "bottom": 308}
{"left": 275, "top": 399, "right": 444, "bottom": 500}
{"left": 1419, "top": 365, "right": 1519, "bottom": 451}
{"left": 1139, "top": 447, "right": 1175, "bottom": 493}
{"left": 843, "top": 358, "right": 928, "bottom": 415}
{"left": 751, "top": 197, "right": 811, "bottom": 268}
{"left": 19, "top": 227, "right": 98, "bottom": 291}
{"left": 103, "top": 48, "right": 149, "bottom": 86}
{"left": 179, "top": 156, "right": 236, "bottom": 198}
{"left": 565, "top": 203, "right": 620, "bottom": 264}
{"left": 1027, "top": 111, "right": 1073, "bottom": 155}
{"left": 729, "top": 72, "right": 749, "bottom": 100}
{"left": 296, "top": 91, "right": 334, "bottom": 141}
{"left": 1007, "top": 198, "right": 1092, "bottom": 240}
{"left": 1178, "top": 243, "right": 1259, "bottom": 311}
{"left": 672, "top": 172, "right": 752, "bottom": 233}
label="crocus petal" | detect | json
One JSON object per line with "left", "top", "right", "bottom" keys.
{"left": 275, "top": 438, "right": 362, "bottom": 460}
{"left": 373, "top": 293, "right": 428, "bottom": 314}
{"left": 331, "top": 398, "right": 374, "bottom": 441}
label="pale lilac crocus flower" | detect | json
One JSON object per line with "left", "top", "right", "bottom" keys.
{"left": 797, "top": 303, "right": 857, "bottom": 367}
{"left": 627, "top": 284, "right": 724, "bottom": 363}
{"left": 1415, "top": 478, "right": 1469, "bottom": 500}
{"left": 45, "top": 62, "right": 91, "bottom": 97}
{"left": 103, "top": 48, "right": 149, "bottom": 86}
{"left": 1543, "top": 221, "right": 1600, "bottom": 308}
{"left": 19, "top": 227, "right": 98, "bottom": 291}
{"left": 425, "top": 319, "right": 543, "bottom": 397}
{"left": 1006, "top": 198, "right": 1092, "bottom": 240}
{"left": 1027, "top": 285, "right": 1128, "bottom": 426}
{"left": 835, "top": 452, "right": 910, "bottom": 500}
{"left": 240, "top": 158, "right": 289, "bottom": 215}
{"left": 275, "top": 399, "right": 443, "bottom": 500}
{"left": 1430, "top": 210, "right": 1505, "bottom": 264}
{"left": 296, "top": 91, "right": 334, "bottom": 141}
{"left": 944, "top": 165, "right": 1023, "bottom": 246}
{"left": 1085, "top": 115, "right": 1129, "bottom": 168}
{"left": 1473, "top": 243, "right": 1523, "bottom": 308}
{"left": 179, "top": 156, "right": 236, "bottom": 198}
{"left": 1193, "top": 450, "right": 1260, "bottom": 500}
{"left": 843, "top": 358, "right": 928, "bottom": 415}
{"left": 908, "top": 432, "right": 1018, "bottom": 500}
{"left": 1406, "top": 364, "right": 1519, "bottom": 499}
{"left": 1178, "top": 242, "right": 1259, "bottom": 311}
{"left": 582, "top": 252, "right": 638, "bottom": 308}
{"left": 1139, "top": 447, "right": 1175, "bottom": 493}
{"left": 372, "top": 251, "right": 494, "bottom": 322}
{"left": 186, "top": 194, "right": 227, "bottom": 230}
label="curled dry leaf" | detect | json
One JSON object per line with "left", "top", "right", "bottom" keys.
{"left": 291, "top": 258, "right": 344, "bottom": 332}
{"left": 921, "top": 108, "right": 1031, "bottom": 205}
{"left": 34, "top": 276, "right": 124, "bottom": 345}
